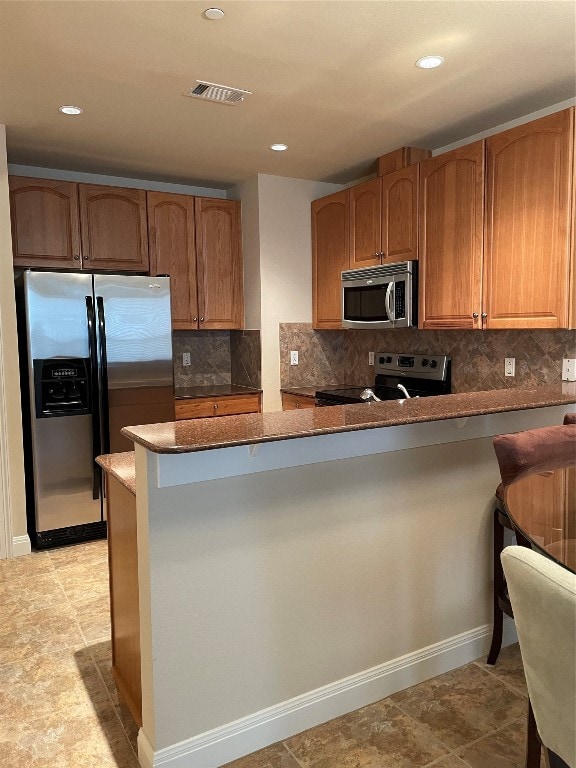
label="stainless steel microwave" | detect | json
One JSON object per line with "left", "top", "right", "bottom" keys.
{"left": 342, "top": 261, "right": 417, "bottom": 329}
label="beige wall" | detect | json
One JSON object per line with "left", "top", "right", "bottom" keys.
{"left": 0, "top": 125, "right": 27, "bottom": 554}
{"left": 232, "top": 174, "right": 341, "bottom": 412}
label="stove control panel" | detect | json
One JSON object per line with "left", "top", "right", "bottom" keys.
{"left": 375, "top": 353, "right": 449, "bottom": 381}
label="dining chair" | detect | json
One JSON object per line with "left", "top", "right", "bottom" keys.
{"left": 501, "top": 546, "right": 576, "bottom": 768}
{"left": 487, "top": 421, "right": 576, "bottom": 665}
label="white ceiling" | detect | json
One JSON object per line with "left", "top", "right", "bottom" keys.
{"left": 0, "top": 1, "right": 574, "bottom": 190}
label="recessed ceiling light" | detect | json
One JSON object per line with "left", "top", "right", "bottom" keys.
{"left": 59, "top": 105, "right": 83, "bottom": 115}
{"left": 415, "top": 56, "right": 444, "bottom": 69}
{"left": 270, "top": 143, "right": 288, "bottom": 152}
{"left": 204, "top": 7, "right": 224, "bottom": 20}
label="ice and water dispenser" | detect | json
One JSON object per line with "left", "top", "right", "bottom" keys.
{"left": 33, "top": 358, "right": 91, "bottom": 417}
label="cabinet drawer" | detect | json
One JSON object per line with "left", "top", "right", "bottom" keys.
{"left": 281, "top": 393, "right": 316, "bottom": 410}
{"left": 175, "top": 393, "right": 261, "bottom": 420}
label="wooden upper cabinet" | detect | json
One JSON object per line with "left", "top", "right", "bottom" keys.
{"left": 194, "top": 198, "right": 243, "bottom": 329}
{"left": 484, "top": 108, "right": 574, "bottom": 329}
{"left": 312, "top": 190, "right": 349, "bottom": 329}
{"left": 79, "top": 185, "right": 149, "bottom": 271}
{"left": 349, "top": 167, "right": 419, "bottom": 268}
{"left": 147, "top": 192, "right": 198, "bottom": 329}
{"left": 9, "top": 177, "right": 81, "bottom": 268}
{"left": 349, "top": 178, "right": 381, "bottom": 268}
{"left": 419, "top": 141, "right": 485, "bottom": 330}
{"left": 381, "top": 164, "right": 419, "bottom": 263}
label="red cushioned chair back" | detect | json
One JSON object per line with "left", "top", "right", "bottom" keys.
{"left": 493, "top": 424, "right": 576, "bottom": 486}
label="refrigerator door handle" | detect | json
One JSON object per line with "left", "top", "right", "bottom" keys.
{"left": 86, "top": 296, "right": 101, "bottom": 500}
{"left": 96, "top": 296, "right": 111, "bottom": 455}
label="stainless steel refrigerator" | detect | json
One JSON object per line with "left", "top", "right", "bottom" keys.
{"left": 16, "top": 271, "right": 174, "bottom": 548}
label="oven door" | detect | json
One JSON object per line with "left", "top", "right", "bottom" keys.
{"left": 342, "top": 275, "right": 394, "bottom": 329}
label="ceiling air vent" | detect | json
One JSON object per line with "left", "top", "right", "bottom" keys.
{"left": 182, "top": 81, "right": 252, "bottom": 106}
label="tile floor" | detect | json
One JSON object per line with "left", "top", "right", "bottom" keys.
{"left": 0, "top": 540, "right": 538, "bottom": 768}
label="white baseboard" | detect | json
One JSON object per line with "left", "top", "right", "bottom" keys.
{"left": 12, "top": 534, "right": 31, "bottom": 557}
{"left": 138, "top": 624, "right": 495, "bottom": 768}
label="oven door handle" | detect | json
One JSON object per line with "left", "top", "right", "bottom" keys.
{"left": 385, "top": 281, "right": 395, "bottom": 323}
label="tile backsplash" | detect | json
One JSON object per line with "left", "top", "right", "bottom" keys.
{"left": 173, "top": 330, "right": 261, "bottom": 388}
{"left": 279, "top": 324, "right": 576, "bottom": 392}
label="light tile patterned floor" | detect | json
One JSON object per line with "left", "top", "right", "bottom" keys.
{"left": 0, "top": 541, "right": 538, "bottom": 768}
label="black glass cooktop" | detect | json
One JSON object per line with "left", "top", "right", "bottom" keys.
{"left": 315, "top": 385, "right": 424, "bottom": 405}
{"left": 315, "top": 353, "right": 451, "bottom": 405}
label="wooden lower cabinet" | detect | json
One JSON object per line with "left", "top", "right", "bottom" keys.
{"left": 281, "top": 392, "right": 317, "bottom": 410}
{"left": 175, "top": 392, "right": 261, "bottom": 420}
{"left": 106, "top": 475, "right": 142, "bottom": 727}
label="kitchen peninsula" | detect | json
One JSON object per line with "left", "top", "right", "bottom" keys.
{"left": 106, "top": 385, "right": 575, "bottom": 768}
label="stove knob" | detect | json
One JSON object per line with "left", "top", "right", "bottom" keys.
{"left": 429, "top": 360, "right": 438, "bottom": 369}
{"left": 421, "top": 358, "right": 429, "bottom": 366}
{"left": 386, "top": 356, "right": 392, "bottom": 363}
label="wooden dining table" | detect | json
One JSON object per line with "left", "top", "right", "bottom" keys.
{"left": 503, "top": 463, "right": 576, "bottom": 574}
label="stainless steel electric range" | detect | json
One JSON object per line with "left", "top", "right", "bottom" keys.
{"left": 315, "top": 353, "right": 451, "bottom": 406}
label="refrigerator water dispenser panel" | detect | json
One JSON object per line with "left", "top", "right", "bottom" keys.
{"left": 34, "top": 358, "right": 90, "bottom": 417}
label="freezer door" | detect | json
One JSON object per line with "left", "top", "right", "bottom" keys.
{"left": 24, "top": 271, "right": 93, "bottom": 364}
{"left": 33, "top": 414, "right": 102, "bottom": 531}
{"left": 93, "top": 274, "right": 175, "bottom": 453}
{"left": 22, "top": 271, "right": 102, "bottom": 532}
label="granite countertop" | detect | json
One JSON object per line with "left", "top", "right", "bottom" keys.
{"left": 281, "top": 386, "right": 329, "bottom": 398}
{"left": 175, "top": 385, "right": 262, "bottom": 399}
{"left": 96, "top": 451, "right": 136, "bottom": 494}
{"left": 122, "top": 384, "right": 576, "bottom": 455}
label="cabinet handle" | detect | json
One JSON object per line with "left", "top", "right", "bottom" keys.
{"left": 472, "top": 313, "right": 479, "bottom": 319}
{"left": 73, "top": 255, "right": 80, "bottom": 261}
{"left": 193, "top": 316, "right": 198, "bottom": 322}
{"left": 380, "top": 252, "right": 386, "bottom": 259}
{"left": 481, "top": 312, "right": 487, "bottom": 319}
{"left": 84, "top": 256, "right": 90, "bottom": 261}
{"left": 213, "top": 403, "right": 218, "bottom": 410}
{"left": 200, "top": 317, "right": 204, "bottom": 322}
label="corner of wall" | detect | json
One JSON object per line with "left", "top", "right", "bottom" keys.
{"left": 0, "top": 125, "right": 28, "bottom": 556}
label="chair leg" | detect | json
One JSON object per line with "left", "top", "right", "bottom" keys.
{"left": 487, "top": 505, "right": 505, "bottom": 665}
{"left": 526, "top": 699, "right": 542, "bottom": 768}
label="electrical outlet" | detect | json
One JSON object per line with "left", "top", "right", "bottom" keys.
{"left": 182, "top": 352, "right": 191, "bottom": 367}
{"left": 368, "top": 352, "right": 375, "bottom": 366}
{"left": 562, "top": 358, "right": 576, "bottom": 381}
{"left": 504, "top": 357, "right": 515, "bottom": 377}
{"left": 290, "top": 350, "right": 299, "bottom": 366}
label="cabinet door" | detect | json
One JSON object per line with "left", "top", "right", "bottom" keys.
{"left": 175, "top": 393, "right": 261, "bottom": 419}
{"left": 312, "top": 190, "right": 349, "bottom": 329}
{"left": 79, "top": 185, "right": 149, "bottom": 271}
{"left": 349, "top": 178, "right": 382, "bottom": 268}
{"left": 381, "top": 164, "right": 418, "bottom": 263}
{"left": 282, "top": 393, "right": 316, "bottom": 410}
{"left": 484, "top": 108, "right": 574, "bottom": 329}
{"left": 419, "top": 141, "right": 485, "bottom": 329}
{"left": 194, "top": 198, "right": 243, "bottom": 329}
{"left": 9, "top": 177, "right": 81, "bottom": 268}
{"left": 147, "top": 192, "right": 199, "bottom": 329}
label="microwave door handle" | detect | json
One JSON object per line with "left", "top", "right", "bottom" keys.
{"left": 385, "top": 281, "right": 395, "bottom": 323}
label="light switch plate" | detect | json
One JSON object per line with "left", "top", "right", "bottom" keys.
{"left": 562, "top": 358, "right": 576, "bottom": 381}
